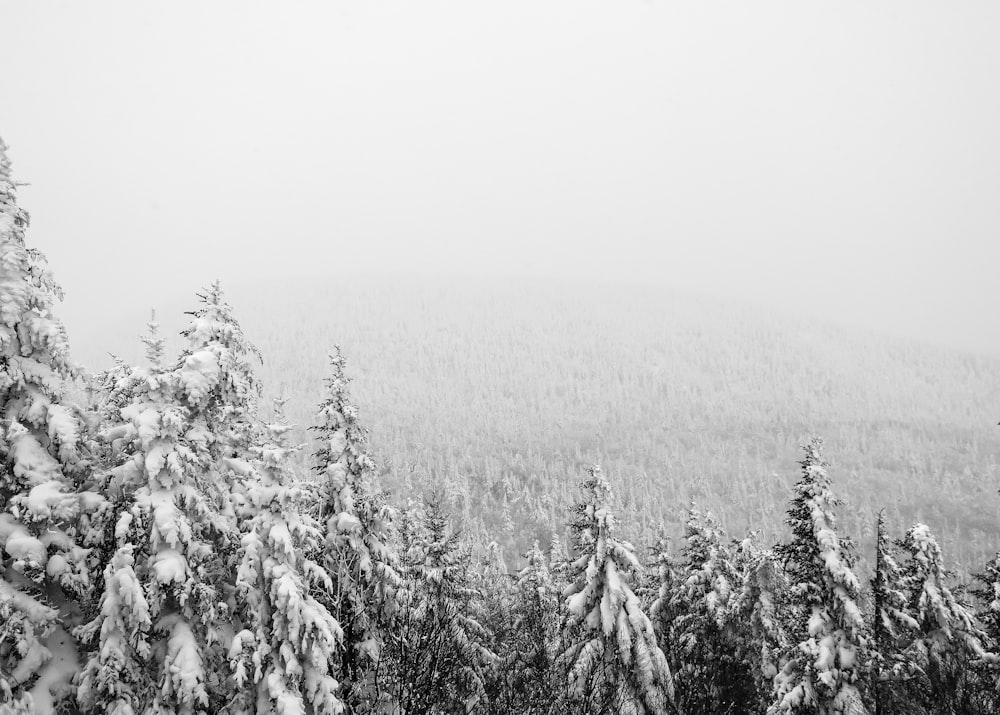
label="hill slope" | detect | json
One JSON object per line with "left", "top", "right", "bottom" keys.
{"left": 73, "top": 275, "right": 1000, "bottom": 571}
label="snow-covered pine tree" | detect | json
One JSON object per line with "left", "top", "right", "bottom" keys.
{"left": 313, "top": 347, "right": 401, "bottom": 712}
{"left": 74, "top": 320, "right": 167, "bottom": 714}
{"left": 0, "top": 138, "right": 93, "bottom": 712}
{"left": 482, "top": 540, "right": 558, "bottom": 714}
{"left": 548, "top": 529, "right": 570, "bottom": 591}
{"left": 667, "top": 507, "right": 756, "bottom": 715}
{"left": 477, "top": 540, "right": 520, "bottom": 713}
{"left": 731, "top": 538, "right": 789, "bottom": 709}
{"left": 769, "top": 439, "right": 868, "bottom": 715}
{"left": 870, "top": 511, "right": 915, "bottom": 715}
{"left": 176, "top": 281, "right": 262, "bottom": 496}
{"left": 893, "top": 523, "right": 995, "bottom": 713}
{"left": 228, "top": 403, "right": 344, "bottom": 715}
{"left": 386, "top": 495, "right": 497, "bottom": 714}
{"left": 78, "top": 287, "right": 261, "bottom": 714}
{"left": 558, "top": 466, "right": 676, "bottom": 715}
{"left": 974, "top": 551, "right": 1000, "bottom": 651}
{"left": 510, "top": 540, "right": 561, "bottom": 712}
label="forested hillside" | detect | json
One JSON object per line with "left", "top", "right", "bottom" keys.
{"left": 78, "top": 276, "right": 1000, "bottom": 574}
{"left": 6, "top": 137, "right": 1000, "bottom": 713}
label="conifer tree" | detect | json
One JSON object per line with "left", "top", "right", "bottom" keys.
{"left": 516, "top": 539, "right": 561, "bottom": 666}
{"left": 870, "top": 511, "right": 914, "bottom": 715}
{"left": 314, "top": 347, "right": 401, "bottom": 712}
{"left": 386, "top": 496, "right": 496, "bottom": 714}
{"left": 558, "top": 466, "right": 676, "bottom": 715}
{"left": 487, "top": 540, "right": 560, "bottom": 714}
{"left": 649, "top": 534, "right": 681, "bottom": 659}
{"left": 974, "top": 551, "right": 1000, "bottom": 650}
{"left": 228, "top": 405, "right": 344, "bottom": 715}
{"left": 668, "top": 508, "right": 755, "bottom": 714}
{"left": 892, "top": 523, "right": 994, "bottom": 713}
{"left": 0, "top": 138, "right": 92, "bottom": 712}
{"left": 176, "top": 282, "right": 262, "bottom": 509}
{"left": 78, "top": 288, "right": 260, "bottom": 714}
{"left": 548, "top": 529, "right": 570, "bottom": 591}
{"left": 769, "top": 439, "right": 868, "bottom": 715}
{"left": 732, "top": 539, "right": 789, "bottom": 709}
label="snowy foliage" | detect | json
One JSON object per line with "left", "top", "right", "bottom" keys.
{"left": 177, "top": 281, "right": 261, "bottom": 471}
{"left": 386, "top": 497, "right": 497, "bottom": 714}
{"left": 559, "top": 466, "right": 676, "bottom": 715}
{"left": 732, "top": 541, "right": 789, "bottom": 695}
{"left": 229, "top": 410, "right": 345, "bottom": 715}
{"left": 0, "top": 139, "right": 91, "bottom": 711}
{"left": 313, "top": 348, "right": 402, "bottom": 711}
{"left": 661, "top": 508, "right": 758, "bottom": 714}
{"left": 769, "top": 439, "right": 868, "bottom": 715}
{"left": 76, "top": 288, "right": 260, "bottom": 714}
{"left": 6, "top": 135, "right": 1000, "bottom": 714}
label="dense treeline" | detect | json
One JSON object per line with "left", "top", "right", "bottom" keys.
{"left": 79, "top": 275, "right": 1000, "bottom": 576}
{"left": 3, "top": 140, "right": 1000, "bottom": 714}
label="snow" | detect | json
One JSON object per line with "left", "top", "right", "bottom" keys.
{"left": 152, "top": 549, "right": 188, "bottom": 584}
{"left": 2, "top": 523, "right": 46, "bottom": 564}
{"left": 28, "top": 626, "right": 79, "bottom": 714}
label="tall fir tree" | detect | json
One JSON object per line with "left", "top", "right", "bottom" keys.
{"left": 732, "top": 538, "right": 789, "bottom": 709}
{"left": 869, "top": 511, "right": 915, "bottom": 715}
{"left": 891, "top": 523, "right": 995, "bottom": 713}
{"left": 770, "top": 439, "right": 868, "bottom": 715}
{"left": 0, "top": 138, "right": 93, "bottom": 712}
{"left": 386, "top": 496, "right": 496, "bottom": 714}
{"left": 78, "top": 287, "right": 260, "bottom": 714}
{"left": 558, "top": 466, "right": 676, "bottom": 715}
{"left": 667, "top": 507, "right": 756, "bottom": 714}
{"left": 313, "top": 347, "right": 402, "bottom": 713}
{"left": 499, "top": 540, "right": 561, "bottom": 714}
{"left": 228, "top": 404, "right": 344, "bottom": 715}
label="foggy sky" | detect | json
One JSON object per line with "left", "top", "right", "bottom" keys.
{"left": 1, "top": 1, "right": 998, "bottom": 354}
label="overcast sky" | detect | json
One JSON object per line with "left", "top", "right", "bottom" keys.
{"left": 2, "top": 1, "right": 998, "bottom": 354}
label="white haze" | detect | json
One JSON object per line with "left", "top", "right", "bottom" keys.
{"left": 1, "top": 1, "right": 998, "bottom": 354}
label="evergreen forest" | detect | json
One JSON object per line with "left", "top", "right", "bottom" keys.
{"left": 5, "top": 137, "right": 1000, "bottom": 715}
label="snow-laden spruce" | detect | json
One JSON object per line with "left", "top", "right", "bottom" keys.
{"left": 894, "top": 522, "right": 996, "bottom": 705}
{"left": 388, "top": 497, "right": 497, "bottom": 713}
{"left": 0, "top": 139, "right": 93, "bottom": 713}
{"left": 731, "top": 540, "right": 789, "bottom": 700}
{"left": 228, "top": 405, "right": 345, "bottom": 715}
{"left": 78, "top": 288, "right": 261, "bottom": 714}
{"left": 313, "top": 347, "right": 402, "bottom": 711}
{"left": 869, "top": 510, "right": 916, "bottom": 713}
{"left": 177, "top": 281, "right": 262, "bottom": 486}
{"left": 663, "top": 507, "right": 756, "bottom": 714}
{"left": 559, "top": 466, "right": 676, "bottom": 715}
{"left": 769, "top": 439, "right": 868, "bottom": 715}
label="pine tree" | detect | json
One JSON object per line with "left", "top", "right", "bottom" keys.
{"left": 870, "top": 511, "right": 915, "bottom": 715}
{"left": 667, "top": 507, "right": 755, "bottom": 714}
{"left": 78, "top": 288, "right": 260, "bottom": 714}
{"left": 732, "top": 538, "right": 789, "bottom": 709}
{"left": 176, "top": 281, "right": 262, "bottom": 504}
{"left": 558, "top": 466, "right": 676, "bottom": 715}
{"left": 974, "top": 551, "right": 1000, "bottom": 649}
{"left": 486, "top": 540, "right": 559, "bottom": 714}
{"left": 74, "top": 320, "right": 166, "bottom": 714}
{"left": 386, "top": 496, "right": 496, "bottom": 714}
{"left": 892, "top": 523, "right": 994, "bottom": 713}
{"left": 228, "top": 404, "right": 344, "bottom": 715}
{"left": 770, "top": 439, "right": 868, "bottom": 715}
{"left": 649, "top": 534, "right": 681, "bottom": 659}
{"left": 313, "top": 347, "right": 401, "bottom": 713}
{"left": 0, "top": 138, "right": 92, "bottom": 712}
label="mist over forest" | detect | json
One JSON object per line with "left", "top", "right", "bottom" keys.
{"left": 72, "top": 276, "right": 1000, "bottom": 575}
{"left": 3, "top": 1, "right": 1000, "bottom": 713}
